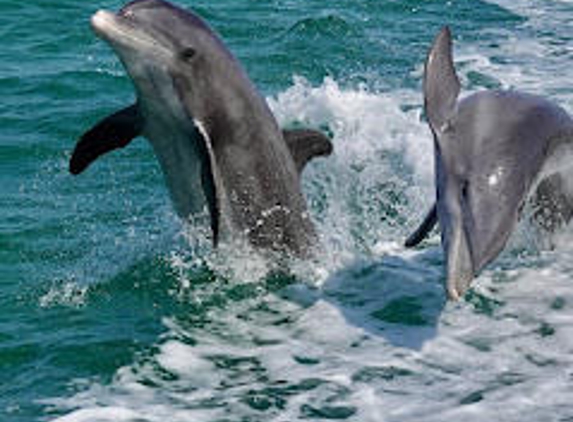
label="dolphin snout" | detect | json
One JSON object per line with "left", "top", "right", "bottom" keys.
{"left": 446, "top": 272, "right": 473, "bottom": 301}
{"left": 445, "top": 224, "right": 474, "bottom": 300}
{"left": 91, "top": 10, "right": 116, "bottom": 33}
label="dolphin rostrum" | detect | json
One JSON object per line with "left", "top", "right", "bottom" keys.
{"left": 70, "top": 0, "right": 332, "bottom": 258}
{"left": 406, "top": 27, "right": 573, "bottom": 300}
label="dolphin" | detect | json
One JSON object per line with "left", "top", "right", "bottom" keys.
{"left": 70, "top": 0, "right": 332, "bottom": 258}
{"left": 405, "top": 27, "right": 573, "bottom": 300}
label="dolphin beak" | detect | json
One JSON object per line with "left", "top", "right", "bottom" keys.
{"left": 89, "top": 8, "right": 167, "bottom": 59}
{"left": 446, "top": 268, "right": 473, "bottom": 300}
{"left": 91, "top": 10, "right": 117, "bottom": 37}
{"left": 444, "top": 222, "right": 474, "bottom": 300}
{"left": 91, "top": 10, "right": 137, "bottom": 43}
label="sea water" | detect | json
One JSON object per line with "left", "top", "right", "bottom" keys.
{"left": 1, "top": 0, "right": 572, "bottom": 421}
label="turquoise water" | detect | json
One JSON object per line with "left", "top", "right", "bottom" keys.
{"left": 2, "top": 0, "right": 573, "bottom": 420}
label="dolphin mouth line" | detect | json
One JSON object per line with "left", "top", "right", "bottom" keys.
{"left": 91, "top": 10, "right": 170, "bottom": 57}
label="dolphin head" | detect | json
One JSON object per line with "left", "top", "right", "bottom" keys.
{"left": 86, "top": 0, "right": 241, "bottom": 228}
{"left": 90, "top": 0, "right": 241, "bottom": 120}
{"left": 424, "top": 27, "right": 569, "bottom": 299}
{"left": 433, "top": 94, "right": 541, "bottom": 300}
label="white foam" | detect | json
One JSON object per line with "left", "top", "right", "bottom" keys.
{"left": 39, "top": 281, "right": 89, "bottom": 308}
{"left": 45, "top": 234, "right": 573, "bottom": 420}
{"left": 469, "top": 0, "right": 573, "bottom": 108}
{"left": 269, "top": 76, "right": 434, "bottom": 185}
{"left": 52, "top": 407, "right": 143, "bottom": 422}
{"left": 45, "top": 237, "right": 573, "bottom": 421}
{"left": 156, "top": 340, "right": 215, "bottom": 379}
{"left": 267, "top": 76, "right": 435, "bottom": 272}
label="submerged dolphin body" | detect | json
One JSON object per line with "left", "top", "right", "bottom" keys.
{"left": 70, "top": 0, "right": 332, "bottom": 257}
{"left": 406, "top": 27, "right": 573, "bottom": 299}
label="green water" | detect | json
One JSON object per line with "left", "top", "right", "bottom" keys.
{"left": 1, "top": 0, "right": 572, "bottom": 421}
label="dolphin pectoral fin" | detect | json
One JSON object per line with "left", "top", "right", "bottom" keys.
{"left": 70, "top": 104, "right": 142, "bottom": 175}
{"left": 405, "top": 203, "right": 438, "bottom": 247}
{"left": 283, "top": 129, "right": 333, "bottom": 174}
{"left": 424, "top": 26, "right": 461, "bottom": 133}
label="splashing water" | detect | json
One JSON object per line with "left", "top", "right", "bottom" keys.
{"left": 1, "top": 0, "right": 572, "bottom": 421}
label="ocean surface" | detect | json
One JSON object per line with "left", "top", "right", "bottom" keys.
{"left": 1, "top": 0, "right": 573, "bottom": 420}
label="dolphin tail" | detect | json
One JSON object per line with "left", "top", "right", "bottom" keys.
{"left": 283, "top": 129, "right": 333, "bottom": 174}
{"left": 424, "top": 26, "right": 461, "bottom": 133}
{"left": 70, "top": 104, "right": 142, "bottom": 174}
{"left": 405, "top": 203, "right": 438, "bottom": 247}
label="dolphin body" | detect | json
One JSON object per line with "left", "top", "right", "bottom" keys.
{"left": 70, "top": 0, "right": 332, "bottom": 258}
{"left": 406, "top": 27, "right": 573, "bottom": 300}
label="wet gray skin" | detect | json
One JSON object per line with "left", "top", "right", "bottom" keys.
{"left": 406, "top": 27, "right": 573, "bottom": 300}
{"left": 70, "top": 0, "right": 332, "bottom": 258}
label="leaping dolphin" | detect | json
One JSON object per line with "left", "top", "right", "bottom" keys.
{"left": 406, "top": 27, "right": 573, "bottom": 300}
{"left": 70, "top": 0, "right": 332, "bottom": 258}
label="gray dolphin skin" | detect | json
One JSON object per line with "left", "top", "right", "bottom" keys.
{"left": 70, "top": 0, "right": 332, "bottom": 258}
{"left": 406, "top": 27, "right": 573, "bottom": 300}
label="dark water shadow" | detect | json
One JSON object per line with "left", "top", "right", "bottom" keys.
{"left": 301, "top": 247, "right": 447, "bottom": 350}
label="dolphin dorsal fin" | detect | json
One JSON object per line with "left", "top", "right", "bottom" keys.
{"left": 424, "top": 26, "right": 461, "bottom": 134}
{"left": 70, "top": 104, "right": 142, "bottom": 174}
{"left": 283, "top": 129, "right": 333, "bottom": 174}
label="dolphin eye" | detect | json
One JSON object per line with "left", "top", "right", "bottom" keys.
{"left": 180, "top": 47, "right": 196, "bottom": 62}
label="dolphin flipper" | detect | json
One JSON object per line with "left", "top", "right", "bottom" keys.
{"left": 283, "top": 129, "right": 333, "bottom": 174}
{"left": 424, "top": 26, "right": 460, "bottom": 133}
{"left": 70, "top": 104, "right": 142, "bottom": 174}
{"left": 405, "top": 203, "right": 438, "bottom": 247}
